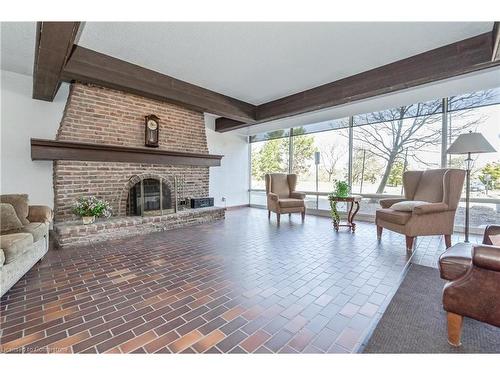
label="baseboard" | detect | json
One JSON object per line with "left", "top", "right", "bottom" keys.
{"left": 225, "top": 204, "right": 250, "bottom": 211}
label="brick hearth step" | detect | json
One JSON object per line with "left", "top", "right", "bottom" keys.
{"left": 53, "top": 207, "right": 225, "bottom": 248}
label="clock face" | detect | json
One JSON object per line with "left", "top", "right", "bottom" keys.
{"left": 147, "top": 119, "right": 158, "bottom": 130}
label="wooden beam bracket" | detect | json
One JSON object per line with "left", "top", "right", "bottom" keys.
{"left": 33, "top": 22, "right": 81, "bottom": 101}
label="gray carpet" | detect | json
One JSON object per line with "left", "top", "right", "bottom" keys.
{"left": 363, "top": 264, "right": 500, "bottom": 353}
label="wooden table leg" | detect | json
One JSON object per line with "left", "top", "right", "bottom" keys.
{"left": 347, "top": 201, "right": 354, "bottom": 227}
{"left": 349, "top": 201, "right": 360, "bottom": 232}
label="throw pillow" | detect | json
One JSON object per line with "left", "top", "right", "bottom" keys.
{"left": 391, "top": 200, "right": 429, "bottom": 212}
{"left": 0, "top": 203, "right": 23, "bottom": 233}
{"left": 0, "top": 194, "right": 29, "bottom": 224}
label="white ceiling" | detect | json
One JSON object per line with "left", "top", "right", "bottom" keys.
{"left": 1, "top": 22, "right": 37, "bottom": 76}
{"left": 1, "top": 22, "right": 493, "bottom": 104}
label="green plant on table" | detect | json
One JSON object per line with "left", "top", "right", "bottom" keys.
{"left": 332, "top": 180, "right": 350, "bottom": 198}
{"left": 328, "top": 180, "right": 350, "bottom": 228}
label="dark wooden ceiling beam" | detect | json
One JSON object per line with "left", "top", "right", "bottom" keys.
{"left": 492, "top": 22, "right": 500, "bottom": 61}
{"left": 61, "top": 46, "right": 256, "bottom": 123}
{"left": 216, "top": 32, "right": 500, "bottom": 132}
{"left": 215, "top": 118, "right": 248, "bottom": 132}
{"left": 33, "top": 22, "right": 81, "bottom": 101}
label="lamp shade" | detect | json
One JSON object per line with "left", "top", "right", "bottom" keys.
{"left": 447, "top": 132, "right": 496, "bottom": 154}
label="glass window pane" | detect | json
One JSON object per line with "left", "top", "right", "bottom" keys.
{"left": 249, "top": 129, "right": 290, "bottom": 143}
{"left": 353, "top": 99, "right": 442, "bottom": 128}
{"left": 250, "top": 137, "right": 289, "bottom": 189}
{"left": 352, "top": 104, "right": 442, "bottom": 195}
{"left": 291, "top": 117, "right": 349, "bottom": 136}
{"left": 448, "top": 88, "right": 500, "bottom": 112}
{"left": 291, "top": 128, "right": 349, "bottom": 193}
{"left": 449, "top": 101, "right": 500, "bottom": 230}
{"left": 455, "top": 201, "right": 500, "bottom": 232}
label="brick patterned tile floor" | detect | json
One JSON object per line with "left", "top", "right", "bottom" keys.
{"left": 0, "top": 208, "right": 478, "bottom": 354}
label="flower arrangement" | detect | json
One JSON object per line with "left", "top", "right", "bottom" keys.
{"left": 73, "top": 196, "right": 112, "bottom": 224}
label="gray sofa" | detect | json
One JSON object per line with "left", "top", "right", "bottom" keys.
{"left": 1, "top": 194, "right": 53, "bottom": 297}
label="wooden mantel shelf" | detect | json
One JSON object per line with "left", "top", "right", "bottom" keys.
{"left": 31, "top": 139, "right": 223, "bottom": 167}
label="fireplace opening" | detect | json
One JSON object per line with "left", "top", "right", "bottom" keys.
{"left": 127, "top": 178, "right": 174, "bottom": 216}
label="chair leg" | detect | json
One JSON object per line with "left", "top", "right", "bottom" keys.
{"left": 377, "top": 226, "right": 383, "bottom": 240}
{"left": 301, "top": 210, "right": 305, "bottom": 221}
{"left": 289, "top": 213, "right": 291, "bottom": 218}
{"left": 406, "top": 236, "right": 415, "bottom": 252}
{"left": 276, "top": 213, "right": 280, "bottom": 225}
{"left": 447, "top": 312, "right": 463, "bottom": 347}
{"left": 444, "top": 234, "right": 452, "bottom": 248}
{"left": 268, "top": 210, "right": 271, "bottom": 219}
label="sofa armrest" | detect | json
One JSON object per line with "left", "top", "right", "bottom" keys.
{"left": 472, "top": 245, "right": 500, "bottom": 272}
{"left": 267, "top": 192, "right": 279, "bottom": 202}
{"left": 290, "top": 191, "right": 306, "bottom": 200}
{"left": 379, "top": 198, "right": 405, "bottom": 209}
{"left": 413, "top": 202, "right": 449, "bottom": 215}
{"left": 27, "top": 205, "right": 53, "bottom": 223}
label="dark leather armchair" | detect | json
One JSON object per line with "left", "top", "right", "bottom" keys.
{"left": 439, "top": 225, "right": 500, "bottom": 346}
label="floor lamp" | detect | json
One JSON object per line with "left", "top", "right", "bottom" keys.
{"left": 315, "top": 151, "right": 320, "bottom": 209}
{"left": 447, "top": 131, "right": 496, "bottom": 242}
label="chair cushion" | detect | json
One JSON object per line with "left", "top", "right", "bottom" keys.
{"left": 0, "top": 249, "right": 5, "bottom": 267}
{"left": 0, "top": 194, "right": 30, "bottom": 225}
{"left": 4, "top": 222, "right": 48, "bottom": 242}
{"left": 376, "top": 208, "right": 412, "bottom": 225}
{"left": 278, "top": 198, "right": 305, "bottom": 208}
{"left": 391, "top": 200, "right": 429, "bottom": 212}
{"left": 1, "top": 203, "right": 23, "bottom": 232}
{"left": 0, "top": 233, "right": 34, "bottom": 264}
{"left": 438, "top": 242, "right": 472, "bottom": 281}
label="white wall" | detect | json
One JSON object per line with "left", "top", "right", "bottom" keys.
{"left": 1, "top": 70, "right": 69, "bottom": 208}
{"left": 205, "top": 114, "right": 249, "bottom": 208}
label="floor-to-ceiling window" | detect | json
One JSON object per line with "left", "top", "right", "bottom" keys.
{"left": 447, "top": 89, "right": 500, "bottom": 230}
{"left": 250, "top": 129, "right": 290, "bottom": 205}
{"left": 249, "top": 87, "right": 500, "bottom": 232}
{"left": 352, "top": 99, "right": 443, "bottom": 215}
{"left": 290, "top": 120, "right": 350, "bottom": 210}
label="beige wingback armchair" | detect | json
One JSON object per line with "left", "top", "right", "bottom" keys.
{"left": 265, "top": 173, "right": 306, "bottom": 224}
{"left": 376, "top": 169, "right": 465, "bottom": 252}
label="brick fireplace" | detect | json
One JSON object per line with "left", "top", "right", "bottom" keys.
{"left": 51, "top": 83, "right": 224, "bottom": 247}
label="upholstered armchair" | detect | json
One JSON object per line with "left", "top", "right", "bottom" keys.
{"left": 376, "top": 169, "right": 465, "bottom": 252}
{"left": 439, "top": 225, "right": 500, "bottom": 346}
{"left": 265, "top": 173, "right": 306, "bottom": 224}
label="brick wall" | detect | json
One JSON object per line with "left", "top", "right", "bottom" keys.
{"left": 54, "top": 83, "right": 210, "bottom": 222}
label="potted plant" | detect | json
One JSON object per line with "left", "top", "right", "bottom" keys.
{"left": 328, "top": 180, "right": 350, "bottom": 229}
{"left": 331, "top": 180, "right": 350, "bottom": 198}
{"left": 72, "top": 196, "right": 112, "bottom": 224}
